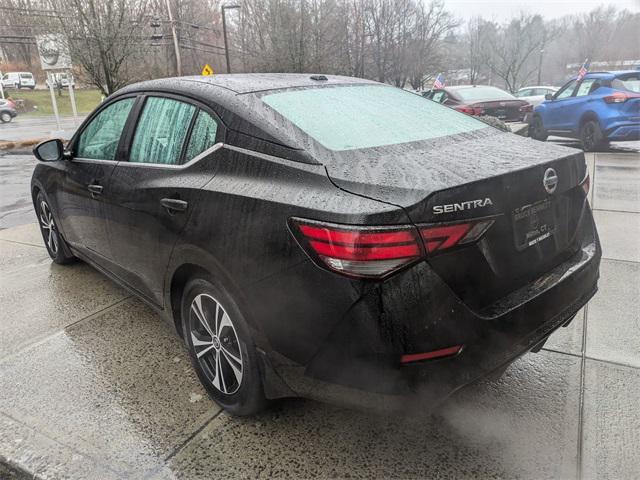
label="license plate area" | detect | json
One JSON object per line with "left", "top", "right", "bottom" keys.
{"left": 513, "top": 198, "right": 556, "bottom": 251}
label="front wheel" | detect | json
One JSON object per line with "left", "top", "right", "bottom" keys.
{"left": 0, "top": 112, "right": 12, "bottom": 123}
{"left": 529, "top": 116, "right": 548, "bottom": 141}
{"left": 181, "top": 278, "right": 267, "bottom": 416}
{"left": 35, "top": 192, "right": 76, "bottom": 264}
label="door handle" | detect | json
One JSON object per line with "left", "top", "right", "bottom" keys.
{"left": 160, "top": 198, "right": 188, "bottom": 213}
{"left": 87, "top": 184, "right": 103, "bottom": 196}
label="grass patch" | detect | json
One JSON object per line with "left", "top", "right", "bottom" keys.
{"left": 4, "top": 88, "right": 103, "bottom": 116}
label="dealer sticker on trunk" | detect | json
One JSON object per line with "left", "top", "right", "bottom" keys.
{"left": 513, "top": 198, "right": 556, "bottom": 251}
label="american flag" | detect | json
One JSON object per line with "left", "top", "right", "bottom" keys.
{"left": 433, "top": 73, "right": 445, "bottom": 89}
{"left": 577, "top": 59, "right": 590, "bottom": 81}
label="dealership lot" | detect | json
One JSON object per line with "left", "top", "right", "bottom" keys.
{"left": 0, "top": 145, "right": 638, "bottom": 479}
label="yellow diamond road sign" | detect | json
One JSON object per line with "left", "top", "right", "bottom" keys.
{"left": 201, "top": 64, "right": 214, "bottom": 76}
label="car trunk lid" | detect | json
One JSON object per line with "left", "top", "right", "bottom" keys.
{"left": 472, "top": 99, "right": 527, "bottom": 122}
{"left": 323, "top": 129, "right": 589, "bottom": 310}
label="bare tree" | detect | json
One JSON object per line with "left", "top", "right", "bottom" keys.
{"left": 46, "top": 0, "right": 152, "bottom": 95}
{"left": 481, "top": 14, "right": 549, "bottom": 92}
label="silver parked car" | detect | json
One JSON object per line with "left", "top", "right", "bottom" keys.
{"left": 514, "top": 86, "right": 558, "bottom": 107}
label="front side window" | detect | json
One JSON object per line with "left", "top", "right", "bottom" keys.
{"left": 185, "top": 111, "right": 219, "bottom": 161}
{"left": 77, "top": 98, "right": 135, "bottom": 160}
{"left": 262, "top": 85, "right": 486, "bottom": 151}
{"left": 129, "top": 97, "right": 195, "bottom": 165}
{"left": 555, "top": 80, "right": 578, "bottom": 100}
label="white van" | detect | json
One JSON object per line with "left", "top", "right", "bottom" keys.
{"left": 45, "top": 72, "right": 75, "bottom": 88}
{"left": 1, "top": 72, "right": 36, "bottom": 89}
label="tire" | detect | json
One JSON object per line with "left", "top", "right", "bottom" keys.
{"left": 529, "top": 115, "right": 548, "bottom": 141}
{"left": 181, "top": 277, "right": 267, "bottom": 416}
{"left": 35, "top": 192, "right": 76, "bottom": 265}
{"left": 580, "top": 119, "right": 607, "bottom": 152}
{"left": 0, "top": 112, "right": 12, "bottom": 123}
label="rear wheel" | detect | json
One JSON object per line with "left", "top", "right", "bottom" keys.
{"left": 580, "top": 119, "right": 607, "bottom": 152}
{"left": 35, "top": 192, "right": 76, "bottom": 264}
{"left": 0, "top": 112, "right": 12, "bottom": 123}
{"left": 529, "top": 116, "right": 548, "bottom": 141}
{"left": 181, "top": 278, "right": 267, "bottom": 416}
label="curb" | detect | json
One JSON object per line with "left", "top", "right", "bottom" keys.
{"left": 0, "top": 455, "right": 39, "bottom": 480}
{"left": 0, "top": 139, "right": 42, "bottom": 154}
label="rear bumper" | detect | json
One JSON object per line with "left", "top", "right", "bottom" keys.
{"left": 264, "top": 208, "right": 601, "bottom": 411}
{"left": 605, "top": 123, "right": 640, "bottom": 141}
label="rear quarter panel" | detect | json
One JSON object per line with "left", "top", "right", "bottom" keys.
{"left": 165, "top": 142, "right": 410, "bottom": 364}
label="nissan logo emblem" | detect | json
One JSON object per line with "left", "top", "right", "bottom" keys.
{"left": 543, "top": 168, "right": 558, "bottom": 194}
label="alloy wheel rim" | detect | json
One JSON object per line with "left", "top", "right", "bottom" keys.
{"left": 189, "top": 293, "right": 243, "bottom": 395}
{"left": 39, "top": 200, "right": 58, "bottom": 255}
{"left": 584, "top": 124, "right": 595, "bottom": 149}
{"left": 532, "top": 119, "right": 542, "bottom": 138}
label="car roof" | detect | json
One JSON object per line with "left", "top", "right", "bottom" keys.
{"left": 518, "top": 86, "right": 557, "bottom": 90}
{"left": 114, "top": 74, "right": 382, "bottom": 153}
{"left": 174, "top": 73, "right": 376, "bottom": 94}
{"left": 573, "top": 70, "right": 639, "bottom": 80}
{"left": 445, "top": 85, "right": 505, "bottom": 91}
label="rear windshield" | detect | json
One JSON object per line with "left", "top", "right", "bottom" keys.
{"left": 454, "top": 86, "right": 514, "bottom": 102}
{"left": 612, "top": 74, "right": 640, "bottom": 93}
{"left": 261, "top": 85, "right": 486, "bottom": 151}
{"left": 20, "top": 73, "right": 33, "bottom": 79}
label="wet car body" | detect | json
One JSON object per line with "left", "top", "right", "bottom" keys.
{"left": 0, "top": 99, "right": 18, "bottom": 123}
{"left": 31, "top": 74, "right": 600, "bottom": 412}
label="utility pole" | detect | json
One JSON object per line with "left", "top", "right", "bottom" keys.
{"left": 165, "top": 0, "right": 182, "bottom": 76}
{"left": 221, "top": 4, "right": 240, "bottom": 73}
{"left": 537, "top": 48, "right": 544, "bottom": 85}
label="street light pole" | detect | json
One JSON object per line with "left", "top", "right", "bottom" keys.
{"left": 221, "top": 4, "right": 240, "bottom": 74}
{"left": 165, "top": 0, "right": 182, "bottom": 76}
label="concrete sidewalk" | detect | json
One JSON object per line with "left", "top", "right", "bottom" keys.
{"left": 0, "top": 151, "right": 638, "bottom": 479}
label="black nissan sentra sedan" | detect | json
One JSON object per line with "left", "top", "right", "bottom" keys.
{"left": 31, "top": 74, "right": 600, "bottom": 415}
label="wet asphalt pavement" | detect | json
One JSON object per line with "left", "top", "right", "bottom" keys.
{"left": 0, "top": 142, "right": 638, "bottom": 479}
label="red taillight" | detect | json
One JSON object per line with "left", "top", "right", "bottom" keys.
{"left": 291, "top": 218, "right": 495, "bottom": 279}
{"left": 603, "top": 91, "right": 640, "bottom": 103}
{"left": 454, "top": 105, "right": 484, "bottom": 116}
{"left": 419, "top": 220, "right": 494, "bottom": 254}
{"left": 292, "top": 220, "right": 423, "bottom": 279}
{"left": 400, "top": 345, "right": 463, "bottom": 364}
{"left": 580, "top": 172, "right": 590, "bottom": 196}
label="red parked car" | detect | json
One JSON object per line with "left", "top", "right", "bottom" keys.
{"left": 426, "top": 85, "right": 532, "bottom": 122}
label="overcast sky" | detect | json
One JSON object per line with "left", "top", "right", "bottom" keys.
{"left": 443, "top": 0, "right": 640, "bottom": 21}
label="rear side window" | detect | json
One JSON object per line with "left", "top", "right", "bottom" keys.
{"left": 77, "top": 98, "right": 135, "bottom": 160}
{"left": 612, "top": 74, "right": 640, "bottom": 93}
{"left": 262, "top": 85, "right": 486, "bottom": 151}
{"left": 575, "top": 79, "right": 597, "bottom": 97}
{"left": 130, "top": 97, "right": 195, "bottom": 165}
{"left": 185, "top": 111, "right": 219, "bottom": 161}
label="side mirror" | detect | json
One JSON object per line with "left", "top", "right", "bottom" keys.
{"left": 544, "top": 93, "right": 554, "bottom": 101}
{"left": 33, "top": 139, "right": 64, "bottom": 162}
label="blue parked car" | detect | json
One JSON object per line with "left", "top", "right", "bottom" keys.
{"left": 530, "top": 70, "right": 640, "bottom": 151}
